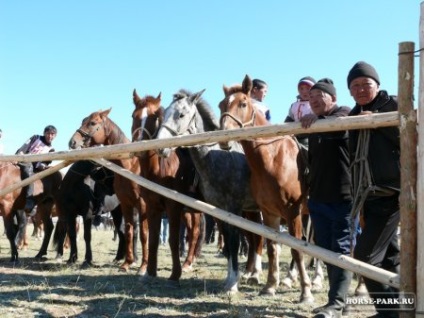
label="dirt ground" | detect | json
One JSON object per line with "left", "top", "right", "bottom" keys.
{"left": 0, "top": 218, "right": 377, "bottom": 317}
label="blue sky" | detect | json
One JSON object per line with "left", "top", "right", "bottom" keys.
{"left": 0, "top": 1, "right": 421, "bottom": 155}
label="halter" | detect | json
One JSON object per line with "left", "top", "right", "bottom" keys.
{"left": 132, "top": 124, "right": 159, "bottom": 141}
{"left": 161, "top": 108, "right": 197, "bottom": 137}
{"left": 220, "top": 107, "right": 256, "bottom": 128}
{"left": 76, "top": 119, "right": 105, "bottom": 145}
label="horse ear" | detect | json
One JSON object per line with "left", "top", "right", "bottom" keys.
{"left": 156, "top": 92, "right": 162, "bottom": 102}
{"left": 241, "top": 75, "right": 253, "bottom": 95}
{"left": 101, "top": 108, "right": 112, "bottom": 117}
{"left": 133, "top": 89, "right": 141, "bottom": 105}
{"left": 223, "top": 85, "right": 231, "bottom": 97}
{"left": 189, "top": 89, "right": 206, "bottom": 104}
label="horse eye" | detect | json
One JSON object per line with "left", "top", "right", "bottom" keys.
{"left": 240, "top": 102, "right": 247, "bottom": 108}
{"left": 179, "top": 113, "right": 184, "bottom": 119}
{"left": 89, "top": 121, "right": 97, "bottom": 126}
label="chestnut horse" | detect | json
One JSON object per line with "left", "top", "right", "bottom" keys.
{"left": 156, "top": 89, "right": 263, "bottom": 293}
{"left": 132, "top": 89, "right": 203, "bottom": 281}
{"left": 68, "top": 110, "right": 148, "bottom": 273}
{"left": 218, "top": 75, "right": 313, "bottom": 303}
{"left": 0, "top": 162, "right": 62, "bottom": 262}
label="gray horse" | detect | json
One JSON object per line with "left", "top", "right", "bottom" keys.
{"left": 156, "top": 89, "right": 260, "bottom": 293}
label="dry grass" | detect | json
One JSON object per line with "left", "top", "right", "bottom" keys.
{"left": 0, "top": 219, "right": 372, "bottom": 318}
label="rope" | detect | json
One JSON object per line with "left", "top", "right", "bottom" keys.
{"left": 350, "top": 129, "right": 372, "bottom": 256}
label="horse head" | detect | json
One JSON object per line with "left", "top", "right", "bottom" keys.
{"left": 69, "top": 109, "right": 112, "bottom": 149}
{"left": 131, "top": 89, "right": 163, "bottom": 142}
{"left": 69, "top": 108, "right": 128, "bottom": 149}
{"left": 156, "top": 89, "right": 206, "bottom": 158}
{"left": 218, "top": 75, "right": 259, "bottom": 150}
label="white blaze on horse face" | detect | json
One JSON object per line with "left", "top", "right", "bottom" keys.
{"left": 139, "top": 107, "right": 148, "bottom": 135}
{"left": 228, "top": 94, "right": 236, "bottom": 107}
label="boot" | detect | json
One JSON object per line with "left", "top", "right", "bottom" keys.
{"left": 19, "top": 163, "right": 36, "bottom": 211}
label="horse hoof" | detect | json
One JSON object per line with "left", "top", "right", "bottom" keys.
{"left": 281, "top": 278, "right": 293, "bottom": 289}
{"left": 299, "top": 295, "right": 314, "bottom": 304}
{"left": 355, "top": 285, "right": 368, "bottom": 297}
{"left": 182, "top": 264, "right": 193, "bottom": 273}
{"left": 136, "top": 268, "right": 147, "bottom": 276}
{"left": 246, "top": 276, "right": 261, "bottom": 286}
{"left": 259, "top": 287, "right": 276, "bottom": 296}
{"left": 312, "top": 282, "right": 323, "bottom": 291}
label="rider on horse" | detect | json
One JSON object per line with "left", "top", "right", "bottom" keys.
{"left": 15, "top": 125, "right": 57, "bottom": 211}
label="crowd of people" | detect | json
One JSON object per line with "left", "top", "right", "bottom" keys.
{"left": 1, "top": 60, "right": 402, "bottom": 318}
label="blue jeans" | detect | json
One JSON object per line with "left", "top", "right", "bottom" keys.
{"left": 308, "top": 199, "right": 356, "bottom": 308}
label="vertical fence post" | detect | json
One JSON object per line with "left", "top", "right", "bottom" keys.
{"left": 398, "top": 41, "right": 417, "bottom": 318}
{"left": 417, "top": 3, "right": 424, "bottom": 317}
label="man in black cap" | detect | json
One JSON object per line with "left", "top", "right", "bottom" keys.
{"left": 348, "top": 61, "right": 400, "bottom": 318}
{"left": 300, "top": 78, "right": 355, "bottom": 318}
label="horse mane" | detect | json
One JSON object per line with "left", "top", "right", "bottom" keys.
{"left": 176, "top": 89, "right": 220, "bottom": 131}
{"left": 104, "top": 115, "right": 130, "bottom": 144}
{"left": 224, "top": 84, "right": 244, "bottom": 96}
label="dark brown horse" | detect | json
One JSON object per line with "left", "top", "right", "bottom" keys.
{"left": 132, "top": 89, "right": 203, "bottom": 282}
{"left": 68, "top": 110, "right": 148, "bottom": 273}
{"left": 0, "top": 162, "right": 62, "bottom": 262}
{"left": 218, "top": 75, "right": 313, "bottom": 303}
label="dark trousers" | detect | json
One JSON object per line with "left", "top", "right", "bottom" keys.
{"left": 354, "top": 194, "right": 400, "bottom": 315}
{"left": 308, "top": 199, "right": 355, "bottom": 309}
{"left": 18, "top": 162, "right": 34, "bottom": 199}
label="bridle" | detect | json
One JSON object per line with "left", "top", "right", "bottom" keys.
{"left": 160, "top": 105, "right": 198, "bottom": 137}
{"left": 220, "top": 103, "right": 256, "bottom": 128}
{"left": 76, "top": 119, "right": 105, "bottom": 146}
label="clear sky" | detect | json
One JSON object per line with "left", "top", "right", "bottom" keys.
{"left": 0, "top": 1, "right": 422, "bottom": 155}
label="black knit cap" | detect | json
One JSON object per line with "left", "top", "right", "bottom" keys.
{"left": 311, "top": 78, "right": 336, "bottom": 97}
{"left": 347, "top": 61, "right": 380, "bottom": 88}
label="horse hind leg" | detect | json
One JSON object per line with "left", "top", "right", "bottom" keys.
{"left": 311, "top": 258, "right": 325, "bottom": 290}
{"left": 222, "top": 223, "right": 240, "bottom": 294}
{"left": 282, "top": 258, "right": 299, "bottom": 289}
{"left": 4, "top": 214, "right": 20, "bottom": 262}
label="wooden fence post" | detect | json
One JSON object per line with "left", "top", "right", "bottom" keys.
{"left": 416, "top": 3, "right": 424, "bottom": 317}
{"left": 398, "top": 41, "right": 417, "bottom": 318}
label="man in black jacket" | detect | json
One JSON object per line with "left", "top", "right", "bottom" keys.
{"left": 300, "top": 78, "right": 355, "bottom": 318}
{"left": 348, "top": 61, "right": 400, "bottom": 318}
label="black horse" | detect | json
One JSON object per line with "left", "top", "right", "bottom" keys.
{"left": 53, "top": 160, "right": 136, "bottom": 266}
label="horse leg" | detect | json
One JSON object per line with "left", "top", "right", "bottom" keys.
{"left": 259, "top": 214, "right": 281, "bottom": 296}
{"left": 222, "top": 221, "right": 240, "bottom": 294}
{"left": 145, "top": 207, "right": 161, "bottom": 278}
{"left": 82, "top": 219, "right": 93, "bottom": 266}
{"left": 53, "top": 218, "right": 67, "bottom": 262}
{"left": 311, "top": 259, "right": 325, "bottom": 290}
{"left": 288, "top": 214, "right": 314, "bottom": 304}
{"left": 15, "top": 209, "right": 28, "bottom": 250}
{"left": 35, "top": 202, "right": 54, "bottom": 259}
{"left": 4, "top": 213, "right": 19, "bottom": 262}
{"left": 67, "top": 217, "right": 78, "bottom": 264}
{"left": 137, "top": 203, "right": 148, "bottom": 275}
{"left": 182, "top": 210, "right": 201, "bottom": 272}
{"left": 282, "top": 258, "right": 299, "bottom": 288}
{"left": 242, "top": 211, "right": 263, "bottom": 285}
{"left": 119, "top": 205, "right": 135, "bottom": 271}
{"left": 166, "top": 204, "right": 182, "bottom": 284}
{"left": 354, "top": 274, "right": 368, "bottom": 296}
{"left": 194, "top": 212, "right": 205, "bottom": 258}
{"left": 111, "top": 206, "right": 125, "bottom": 261}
